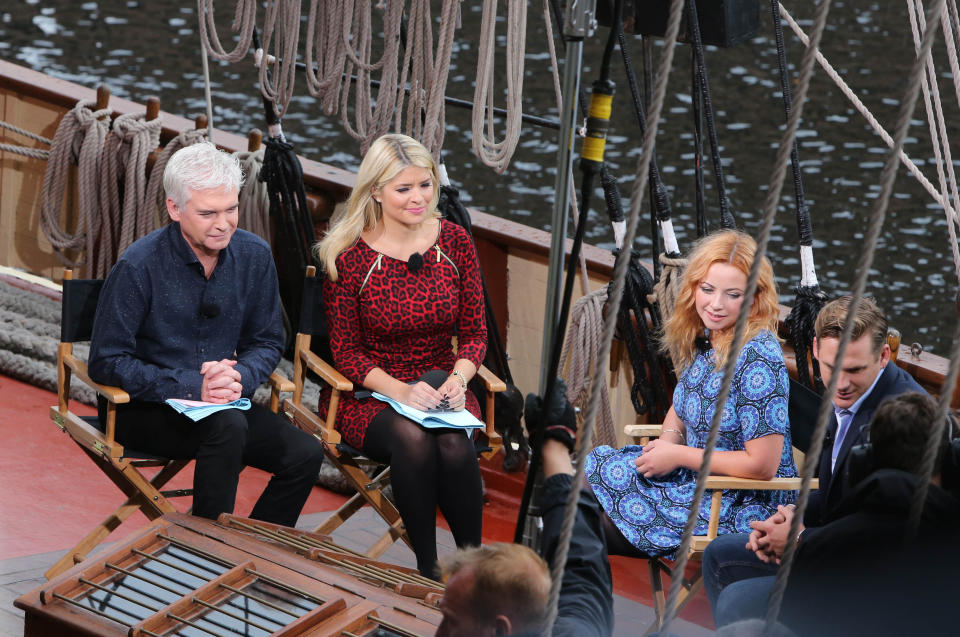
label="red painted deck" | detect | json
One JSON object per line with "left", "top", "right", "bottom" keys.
{"left": 0, "top": 372, "right": 715, "bottom": 633}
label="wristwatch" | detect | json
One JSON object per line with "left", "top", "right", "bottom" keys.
{"left": 451, "top": 369, "right": 467, "bottom": 389}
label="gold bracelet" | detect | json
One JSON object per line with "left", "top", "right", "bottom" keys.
{"left": 451, "top": 370, "right": 467, "bottom": 389}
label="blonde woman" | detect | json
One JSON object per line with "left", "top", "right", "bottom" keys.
{"left": 315, "top": 134, "right": 486, "bottom": 578}
{"left": 586, "top": 230, "right": 797, "bottom": 557}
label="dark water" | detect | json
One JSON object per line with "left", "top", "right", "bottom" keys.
{"left": 2, "top": 1, "right": 958, "bottom": 354}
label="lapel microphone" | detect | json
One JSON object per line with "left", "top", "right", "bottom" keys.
{"left": 406, "top": 252, "right": 424, "bottom": 273}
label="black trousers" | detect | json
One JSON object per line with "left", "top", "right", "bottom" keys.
{"left": 101, "top": 399, "right": 324, "bottom": 527}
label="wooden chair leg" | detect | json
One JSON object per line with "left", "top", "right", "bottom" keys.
{"left": 44, "top": 454, "right": 188, "bottom": 579}
{"left": 641, "top": 557, "right": 705, "bottom": 636}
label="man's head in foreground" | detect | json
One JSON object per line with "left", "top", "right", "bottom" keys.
{"left": 437, "top": 542, "right": 550, "bottom": 636}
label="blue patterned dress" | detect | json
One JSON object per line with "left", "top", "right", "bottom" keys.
{"left": 585, "top": 329, "right": 797, "bottom": 558}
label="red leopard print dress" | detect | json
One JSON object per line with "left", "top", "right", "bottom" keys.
{"left": 319, "top": 220, "right": 487, "bottom": 448}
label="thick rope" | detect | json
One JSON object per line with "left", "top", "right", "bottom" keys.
{"left": 653, "top": 252, "right": 687, "bottom": 327}
{"left": 233, "top": 147, "right": 272, "bottom": 241}
{"left": 541, "top": 0, "right": 687, "bottom": 631}
{"left": 908, "top": 0, "right": 960, "bottom": 284}
{"left": 558, "top": 288, "right": 616, "bottom": 448}
{"left": 338, "top": 0, "right": 404, "bottom": 153}
{"left": 767, "top": 0, "right": 948, "bottom": 627}
{"left": 40, "top": 100, "right": 110, "bottom": 272}
{"left": 258, "top": 0, "right": 302, "bottom": 118}
{"left": 197, "top": 0, "right": 257, "bottom": 64}
{"left": 111, "top": 112, "right": 163, "bottom": 259}
{"left": 778, "top": 5, "right": 960, "bottom": 222}
{"left": 0, "top": 120, "right": 52, "bottom": 145}
{"left": 471, "top": 0, "right": 526, "bottom": 173}
{"left": 0, "top": 144, "right": 49, "bottom": 160}
{"left": 304, "top": 0, "right": 348, "bottom": 114}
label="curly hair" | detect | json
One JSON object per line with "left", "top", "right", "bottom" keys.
{"left": 663, "top": 229, "right": 780, "bottom": 371}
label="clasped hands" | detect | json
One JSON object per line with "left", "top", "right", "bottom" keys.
{"left": 746, "top": 504, "right": 801, "bottom": 564}
{"left": 201, "top": 359, "right": 242, "bottom": 404}
{"left": 402, "top": 375, "right": 467, "bottom": 412}
{"left": 634, "top": 438, "right": 683, "bottom": 478}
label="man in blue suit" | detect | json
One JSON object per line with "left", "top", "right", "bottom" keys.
{"left": 702, "top": 295, "right": 926, "bottom": 626}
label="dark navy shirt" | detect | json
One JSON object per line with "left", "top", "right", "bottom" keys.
{"left": 88, "top": 222, "right": 283, "bottom": 402}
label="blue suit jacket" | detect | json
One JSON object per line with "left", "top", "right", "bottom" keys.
{"left": 804, "top": 362, "right": 926, "bottom": 526}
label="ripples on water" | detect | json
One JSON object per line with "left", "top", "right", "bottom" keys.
{"left": 2, "top": 0, "right": 958, "bottom": 354}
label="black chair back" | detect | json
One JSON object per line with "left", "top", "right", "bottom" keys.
{"left": 788, "top": 377, "right": 823, "bottom": 455}
{"left": 298, "top": 269, "right": 334, "bottom": 366}
{"left": 61, "top": 278, "right": 104, "bottom": 343}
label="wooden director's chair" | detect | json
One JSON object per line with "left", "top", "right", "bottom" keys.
{"left": 623, "top": 378, "right": 821, "bottom": 635}
{"left": 46, "top": 269, "right": 292, "bottom": 579}
{"left": 282, "top": 266, "right": 505, "bottom": 559}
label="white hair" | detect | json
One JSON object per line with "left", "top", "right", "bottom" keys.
{"left": 163, "top": 141, "right": 244, "bottom": 208}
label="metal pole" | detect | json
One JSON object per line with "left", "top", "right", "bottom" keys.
{"left": 538, "top": 2, "right": 595, "bottom": 393}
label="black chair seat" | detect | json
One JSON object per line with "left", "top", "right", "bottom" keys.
{"left": 80, "top": 416, "right": 177, "bottom": 462}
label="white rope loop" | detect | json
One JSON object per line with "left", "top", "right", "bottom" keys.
{"left": 471, "top": 0, "right": 527, "bottom": 174}
{"left": 197, "top": 0, "right": 257, "bottom": 63}
{"left": 304, "top": 0, "right": 348, "bottom": 114}
{"left": 112, "top": 112, "right": 164, "bottom": 259}
{"left": 233, "top": 147, "right": 272, "bottom": 241}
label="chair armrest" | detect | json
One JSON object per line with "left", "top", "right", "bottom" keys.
{"left": 284, "top": 397, "right": 342, "bottom": 446}
{"left": 475, "top": 365, "right": 506, "bottom": 392}
{"left": 624, "top": 424, "right": 663, "bottom": 439}
{"left": 63, "top": 354, "right": 129, "bottom": 404}
{"left": 299, "top": 348, "right": 352, "bottom": 391}
{"left": 703, "top": 476, "right": 819, "bottom": 491}
{"left": 269, "top": 371, "right": 295, "bottom": 394}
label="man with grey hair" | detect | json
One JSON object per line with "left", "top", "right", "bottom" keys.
{"left": 89, "top": 142, "right": 323, "bottom": 526}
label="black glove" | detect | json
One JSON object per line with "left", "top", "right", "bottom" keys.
{"left": 525, "top": 378, "right": 578, "bottom": 453}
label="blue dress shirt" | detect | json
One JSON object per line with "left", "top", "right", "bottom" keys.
{"left": 88, "top": 223, "right": 284, "bottom": 402}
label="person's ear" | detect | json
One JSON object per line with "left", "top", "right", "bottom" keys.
{"left": 166, "top": 198, "right": 181, "bottom": 222}
{"left": 493, "top": 615, "right": 512, "bottom": 636}
{"left": 879, "top": 343, "right": 891, "bottom": 367}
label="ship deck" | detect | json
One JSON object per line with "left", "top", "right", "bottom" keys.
{"left": 0, "top": 371, "right": 714, "bottom": 636}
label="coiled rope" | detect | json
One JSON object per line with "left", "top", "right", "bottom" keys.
{"left": 558, "top": 288, "right": 616, "bottom": 448}
{"left": 40, "top": 100, "right": 111, "bottom": 273}
{"left": 258, "top": 0, "right": 301, "bottom": 118}
{"left": 304, "top": 0, "right": 348, "bottom": 114}
{"left": 197, "top": 0, "right": 257, "bottom": 64}
{"left": 472, "top": 0, "right": 527, "bottom": 173}
{"left": 398, "top": 0, "right": 459, "bottom": 157}
{"left": 233, "top": 147, "right": 271, "bottom": 241}
{"left": 541, "top": 0, "right": 687, "bottom": 630}
{"left": 766, "top": 0, "right": 948, "bottom": 629}
{"left": 110, "top": 112, "right": 163, "bottom": 261}
{"left": 338, "top": 0, "right": 404, "bottom": 153}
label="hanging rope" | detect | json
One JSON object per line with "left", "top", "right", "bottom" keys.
{"left": 338, "top": 0, "right": 404, "bottom": 152}
{"left": 558, "top": 288, "right": 616, "bottom": 448}
{"left": 778, "top": 5, "right": 960, "bottom": 227}
{"left": 773, "top": 0, "right": 827, "bottom": 392}
{"left": 908, "top": 0, "right": 960, "bottom": 284}
{"left": 541, "top": 0, "right": 687, "bottom": 630}
{"left": 143, "top": 127, "right": 210, "bottom": 230}
{"left": 472, "top": 0, "right": 527, "bottom": 173}
{"left": 110, "top": 112, "right": 163, "bottom": 259}
{"left": 40, "top": 100, "right": 111, "bottom": 273}
{"left": 197, "top": 0, "right": 257, "bottom": 63}
{"left": 233, "top": 147, "right": 272, "bottom": 241}
{"left": 766, "top": 0, "right": 948, "bottom": 628}
{"left": 255, "top": 0, "right": 302, "bottom": 119}
{"left": 304, "top": 0, "right": 348, "bottom": 114}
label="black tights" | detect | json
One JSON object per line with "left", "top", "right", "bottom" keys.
{"left": 600, "top": 511, "right": 650, "bottom": 558}
{"left": 363, "top": 409, "right": 483, "bottom": 578}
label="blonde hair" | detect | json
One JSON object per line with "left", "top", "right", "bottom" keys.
{"left": 814, "top": 295, "right": 888, "bottom": 354}
{"left": 439, "top": 542, "right": 550, "bottom": 633}
{"left": 663, "top": 229, "right": 780, "bottom": 371}
{"left": 315, "top": 133, "right": 441, "bottom": 280}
